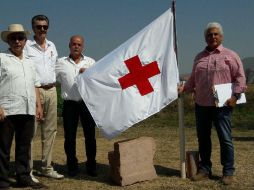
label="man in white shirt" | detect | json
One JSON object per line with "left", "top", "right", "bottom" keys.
{"left": 56, "top": 35, "right": 97, "bottom": 177}
{"left": 23, "top": 15, "right": 63, "bottom": 181}
{"left": 0, "top": 24, "right": 46, "bottom": 189}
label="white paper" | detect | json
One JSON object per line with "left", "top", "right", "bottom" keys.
{"left": 213, "top": 83, "right": 246, "bottom": 107}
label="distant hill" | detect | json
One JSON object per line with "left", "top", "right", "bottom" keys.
{"left": 180, "top": 57, "right": 254, "bottom": 83}
{"left": 242, "top": 57, "right": 254, "bottom": 83}
{"left": 242, "top": 57, "right": 254, "bottom": 70}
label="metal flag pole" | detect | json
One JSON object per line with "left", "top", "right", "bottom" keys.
{"left": 172, "top": 0, "right": 186, "bottom": 179}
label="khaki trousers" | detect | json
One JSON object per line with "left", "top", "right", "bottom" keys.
{"left": 30, "top": 87, "right": 57, "bottom": 172}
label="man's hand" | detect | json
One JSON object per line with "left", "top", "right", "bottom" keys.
{"left": 35, "top": 87, "right": 44, "bottom": 121}
{"left": 178, "top": 84, "right": 185, "bottom": 95}
{"left": 36, "top": 104, "right": 44, "bottom": 121}
{"left": 225, "top": 96, "right": 237, "bottom": 107}
{"left": 0, "top": 107, "right": 6, "bottom": 121}
{"left": 79, "top": 68, "right": 86, "bottom": 73}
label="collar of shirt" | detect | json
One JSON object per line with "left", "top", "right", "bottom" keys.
{"left": 204, "top": 44, "right": 224, "bottom": 54}
{"left": 67, "top": 54, "right": 85, "bottom": 65}
{"left": 29, "top": 38, "right": 51, "bottom": 50}
{"left": 4, "top": 49, "right": 29, "bottom": 60}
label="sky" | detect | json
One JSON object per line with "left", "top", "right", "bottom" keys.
{"left": 0, "top": 0, "right": 253, "bottom": 74}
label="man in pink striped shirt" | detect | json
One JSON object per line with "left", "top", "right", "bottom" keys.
{"left": 179, "top": 22, "right": 246, "bottom": 185}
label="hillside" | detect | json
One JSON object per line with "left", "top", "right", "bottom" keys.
{"left": 242, "top": 57, "right": 254, "bottom": 70}
{"left": 242, "top": 57, "right": 254, "bottom": 83}
{"left": 139, "top": 84, "right": 254, "bottom": 130}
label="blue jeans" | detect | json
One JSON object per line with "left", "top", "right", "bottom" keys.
{"left": 195, "top": 104, "right": 235, "bottom": 176}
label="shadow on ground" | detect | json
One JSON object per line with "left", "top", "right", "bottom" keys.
{"left": 233, "top": 136, "right": 254, "bottom": 141}
{"left": 154, "top": 165, "right": 179, "bottom": 177}
{"left": 33, "top": 161, "right": 118, "bottom": 186}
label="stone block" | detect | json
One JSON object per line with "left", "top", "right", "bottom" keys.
{"left": 186, "top": 150, "right": 199, "bottom": 178}
{"left": 108, "top": 137, "right": 157, "bottom": 186}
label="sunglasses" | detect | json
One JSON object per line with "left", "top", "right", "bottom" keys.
{"left": 8, "top": 34, "right": 26, "bottom": 42}
{"left": 35, "top": 25, "right": 48, "bottom": 30}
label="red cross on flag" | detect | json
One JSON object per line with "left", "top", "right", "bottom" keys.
{"left": 77, "top": 8, "right": 179, "bottom": 139}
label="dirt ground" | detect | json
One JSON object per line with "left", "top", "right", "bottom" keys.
{"left": 8, "top": 122, "right": 254, "bottom": 190}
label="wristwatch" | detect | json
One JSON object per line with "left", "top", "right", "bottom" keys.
{"left": 233, "top": 93, "right": 241, "bottom": 100}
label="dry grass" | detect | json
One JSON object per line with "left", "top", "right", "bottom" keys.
{"left": 9, "top": 121, "right": 254, "bottom": 190}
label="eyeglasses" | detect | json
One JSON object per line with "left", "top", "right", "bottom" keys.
{"left": 35, "top": 25, "right": 48, "bottom": 30}
{"left": 8, "top": 34, "right": 26, "bottom": 42}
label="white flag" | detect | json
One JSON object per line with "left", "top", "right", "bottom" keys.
{"left": 77, "top": 8, "right": 179, "bottom": 139}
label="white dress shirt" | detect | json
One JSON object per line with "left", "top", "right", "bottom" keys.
{"left": 24, "top": 39, "right": 58, "bottom": 85}
{"left": 0, "top": 50, "right": 40, "bottom": 116}
{"left": 56, "top": 55, "right": 95, "bottom": 101}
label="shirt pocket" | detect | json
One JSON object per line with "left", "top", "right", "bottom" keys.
{"left": 195, "top": 60, "right": 208, "bottom": 73}
{"left": 47, "top": 50, "right": 57, "bottom": 63}
{"left": 0, "top": 63, "right": 13, "bottom": 79}
{"left": 213, "top": 57, "right": 229, "bottom": 72}
{"left": 46, "top": 53, "right": 56, "bottom": 72}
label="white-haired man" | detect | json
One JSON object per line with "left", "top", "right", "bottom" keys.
{"left": 178, "top": 22, "right": 246, "bottom": 185}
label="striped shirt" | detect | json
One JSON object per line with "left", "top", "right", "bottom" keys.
{"left": 56, "top": 55, "right": 95, "bottom": 101}
{"left": 184, "top": 45, "right": 246, "bottom": 106}
{"left": 24, "top": 39, "right": 58, "bottom": 85}
{"left": 0, "top": 50, "right": 40, "bottom": 116}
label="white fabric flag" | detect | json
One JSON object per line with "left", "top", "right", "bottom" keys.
{"left": 77, "top": 8, "right": 179, "bottom": 139}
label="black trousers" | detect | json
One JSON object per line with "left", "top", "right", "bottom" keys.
{"left": 0, "top": 115, "right": 34, "bottom": 187}
{"left": 62, "top": 100, "right": 96, "bottom": 171}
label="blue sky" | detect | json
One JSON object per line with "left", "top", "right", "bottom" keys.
{"left": 0, "top": 0, "right": 253, "bottom": 74}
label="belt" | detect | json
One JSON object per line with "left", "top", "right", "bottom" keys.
{"left": 40, "top": 83, "right": 56, "bottom": 90}
{"left": 64, "top": 100, "right": 83, "bottom": 103}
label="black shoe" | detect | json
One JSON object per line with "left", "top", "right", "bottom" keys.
{"left": 17, "top": 177, "right": 48, "bottom": 189}
{"left": 87, "top": 169, "right": 97, "bottom": 177}
{"left": 7, "top": 177, "right": 16, "bottom": 184}
{"left": 67, "top": 163, "right": 79, "bottom": 177}
{"left": 86, "top": 160, "right": 97, "bottom": 177}
{"left": 0, "top": 182, "right": 10, "bottom": 190}
{"left": 68, "top": 168, "right": 79, "bottom": 177}
{"left": 0, "top": 187, "right": 9, "bottom": 190}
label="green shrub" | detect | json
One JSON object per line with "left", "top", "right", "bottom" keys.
{"left": 56, "top": 84, "right": 254, "bottom": 129}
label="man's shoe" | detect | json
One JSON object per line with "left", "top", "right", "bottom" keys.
{"left": 16, "top": 177, "right": 47, "bottom": 189}
{"left": 68, "top": 168, "right": 79, "bottom": 177}
{"left": 30, "top": 171, "right": 39, "bottom": 183}
{"left": 86, "top": 160, "right": 97, "bottom": 177}
{"left": 191, "top": 169, "right": 210, "bottom": 181}
{"left": 0, "top": 182, "right": 10, "bottom": 190}
{"left": 7, "top": 177, "right": 16, "bottom": 184}
{"left": 87, "top": 169, "right": 97, "bottom": 177}
{"left": 0, "top": 187, "right": 9, "bottom": 190}
{"left": 67, "top": 163, "right": 79, "bottom": 177}
{"left": 221, "top": 175, "right": 233, "bottom": 185}
{"left": 41, "top": 170, "right": 64, "bottom": 179}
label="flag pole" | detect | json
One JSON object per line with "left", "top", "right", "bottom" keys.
{"left": 172, "top": 0, "right": 186, "bottom": 179}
